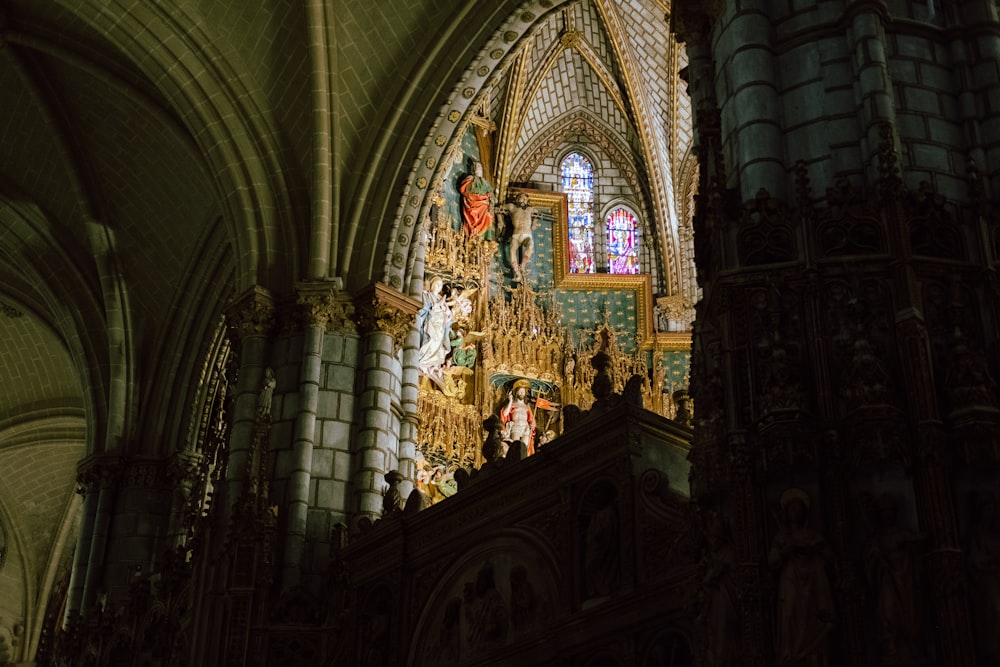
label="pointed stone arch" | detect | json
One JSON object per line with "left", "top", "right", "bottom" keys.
{"left": 58, "top": 0, "right": 298, "bottom": 293}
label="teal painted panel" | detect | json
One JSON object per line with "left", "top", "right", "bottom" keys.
{"left": 556, "top": 289, "right": 639, "bottom": 353}
{"left": 659, "top": 350, "right": 691, "bottom": 389}
{"left": 488, "top": 195, "right": 642, "bottom": 350}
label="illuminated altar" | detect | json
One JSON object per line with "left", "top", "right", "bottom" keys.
{"left": 414, "top": 177, "right": 692, "bottom": 503}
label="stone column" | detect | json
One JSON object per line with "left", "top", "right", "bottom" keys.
{"left": 845, "top": 3, "right": 899, "bottom": 181}
{"left": 223, "top": 287, "right": 276, "bottom": 528}
{"left": 281, "top": 281, "right": 348, "bottom": 590}
{"left": 350, "top": 282, "right": 420, "bottom": 525}
{"left": 723, "top": 0, "right": 785, "bottom": 201}
{"left": 673, "top": 0, "right": 994, "bottom": 664}
{"left": 100, "top": 459, "right": 172, "bottom": 602}
{"left": 952, "top": 0, "right": 1000, "bottom": 184}
{"left": 78, "top": 456, "right": 122, "bottom": 613}
{"left": 63, "top": 475, "right": 99, "bottom": 625}
{"left": 397, "top": 326, "right": 421, "bottom": 500}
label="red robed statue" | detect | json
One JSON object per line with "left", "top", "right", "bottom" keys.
{"left": 459, "top": 159, "right": 495, "bottom": 239}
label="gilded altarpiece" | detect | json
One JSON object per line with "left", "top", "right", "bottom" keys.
{"left": 416, "top": 183, "right": 692, "bottom": 503}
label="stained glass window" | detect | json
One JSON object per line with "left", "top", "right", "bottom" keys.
{"left": 606, "top": 207, "right": 640, "bottom": 274}
{"left": 561, "top": 152, "right": 595, "bottom": 274}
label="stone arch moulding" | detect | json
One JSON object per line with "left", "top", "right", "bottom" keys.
{"left": 513, "top": 111, "right": 650, "bottom": 218}
{"left": 554, "top": 145, "right": 600, "bottom": 182}
{"left": 406, "top": 529, "right": 563, "bottom": 667}
{"left": 383, "top": 0, "right": 577, "bottom": 296}
{"left": 70, "top": 1, "right": 297, "bottom": 292}
{"left": 599, "top": 198, "right": 641, "bottom": 224}
{"left": 0, "top": 198, "right": 105, "bottom": 455}
{"left": 511, "top": 111, "right": 663, "bottom": 290}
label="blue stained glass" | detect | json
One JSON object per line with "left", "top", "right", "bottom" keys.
{"left": 561, "top": 153, "right": 595, "bottom": 274}
{"left": 606, "top": 207, "right": 640, "bottom": 274}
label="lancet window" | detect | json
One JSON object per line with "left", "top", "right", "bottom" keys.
{"left": 561, "top": 152, "right": 595, "bottom": 274}
{"left": 605, "top": 206, "right": 640, "bottom": 274}
{"left": 561, "top": 152, "right": 643, "bottom": 275}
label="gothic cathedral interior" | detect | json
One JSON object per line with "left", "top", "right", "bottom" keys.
{"left": 0, "top": 1, "right": 998, "bottom": 666}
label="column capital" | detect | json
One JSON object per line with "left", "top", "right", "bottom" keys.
{"left": 76, "top": 455, "right": 125, "bottom": 493}
{"left": 121, "top": 459, "right": 168, "bottom": 488}
{"left": 670, "top": 0, "right": 722, "bottom": 47}
{"left": 295, "top": 280, "right": 354, "bottom": 332}
{"left": 225, "top": 285, "right": 276, "bottom": 341}
{"left": 166, "top": 450, "right": 203, "bottom": 482}
{"left": 352, "top": 281, "right": 421, "bottom": 351}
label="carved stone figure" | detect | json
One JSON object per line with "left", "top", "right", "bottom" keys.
{"left": 427, "top": 597, "right": 462, "bottom": 664}
{"left": 467, "top": 562, "right": 508, "bottom": 650}
{"left": 361, "top": 607, "right": 389, "bottom": 667}
{"left": 700, "top": 510, "right": 738, "bottom": 666}
{"left": 257, "top": 367, "right": 276, "bottom": 418}
{"left": 446, "top": 285, "right": 477, "bottom": 323}
{"left": 584, "top": 492, "right": 620, "bottom": 599}
{"left": 459, "top": 160, "right": 495, "bottom": 238}
{"left": 501, "top": 192, "right": 540, "bottom": 282}
{"left": 403, "top": 489, "right": 429, "bottom": 514}
{"left": 382, "top": 471, "right": 404, "bottom": 517}
{"left": 673, "top": 389, "right": 693, "bottom": 428}
{"left": 623, "top": 373, "right": 645, "bottom": 407}
{"left": 655, "top": 303, "right": 670, "bottom": 332}
{"left": 509, "top": 564, "right": 537, "bottom": 631}
{"left": 967, "top": 491, "right": 1000, "bottom": 663}
{"left": 768, "top": 488, "right": 834, "bottom": 667}
{"left": 865, "top": 493, "right": 929, "bottom": 665}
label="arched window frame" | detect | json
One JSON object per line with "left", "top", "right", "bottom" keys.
{"left": 600, "top": 201, "right": 642, "bottom": 275}
{"left": 559, "top": 149, "right": 597, "bottom": 275}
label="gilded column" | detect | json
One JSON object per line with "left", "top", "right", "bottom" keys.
{"left": 350, "top": 282, "right": 420, "bottom": 524}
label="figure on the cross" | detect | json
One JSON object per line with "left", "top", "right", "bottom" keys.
{"left": 502, "top": 192, "right": 540, "bottom": 282}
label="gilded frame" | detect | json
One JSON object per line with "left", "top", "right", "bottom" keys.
{"left": 509, "top": 187, "right": 691, "bottom": 352}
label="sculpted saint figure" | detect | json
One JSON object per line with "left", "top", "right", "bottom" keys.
{"left": 701, "top": 510, "right": 738, "bottom": 666}
{"left": 416, "top": 277, "right": 453, "bottom": 380}
{"left": 768, "top": 487, "right": 834, "bottom": 667}
{"left": 501, "top": 378, "right": 535, "bottom": 455}
{"left": 865, "top": 493, "right": 929, "bottom": 664}
{"left": 257, "top": 367, "right": 276, "bottom": 418}
{"left": 459, "top": 160, "right": 495, "bottom": 238}
{"left": 502, "top": 192, "right": 540, "bottom": 282}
